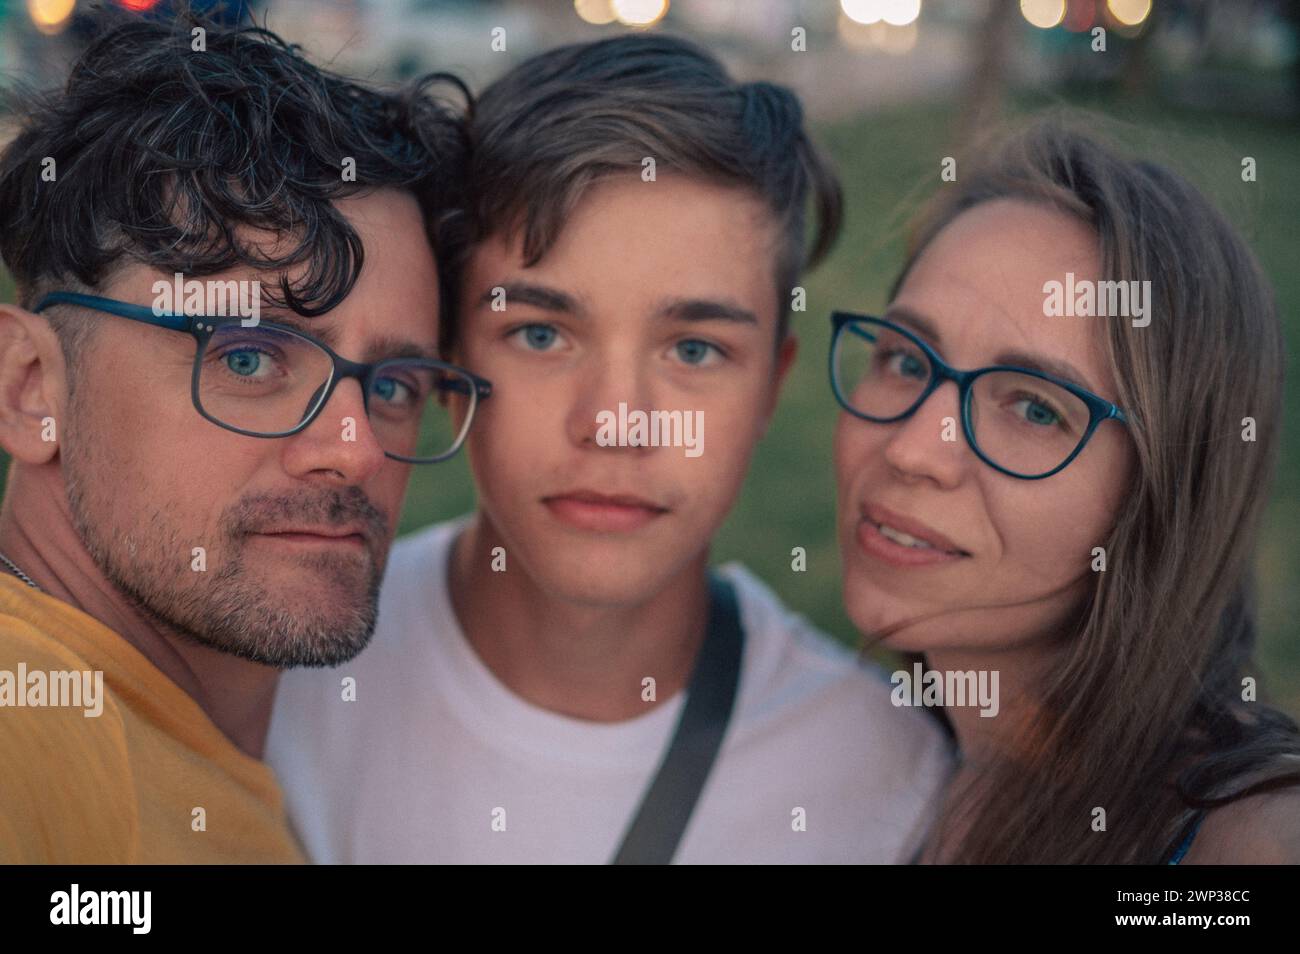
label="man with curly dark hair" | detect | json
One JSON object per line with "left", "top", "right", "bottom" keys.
{"left": 0, "top": 10, "right": 472, "bottom": 862}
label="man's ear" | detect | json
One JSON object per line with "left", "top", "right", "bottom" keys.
{"left": 757, "top": 332, "right": 799, "bottom": 438}
{"left": 0, "top": 303, "right": 69, "bottom": 464}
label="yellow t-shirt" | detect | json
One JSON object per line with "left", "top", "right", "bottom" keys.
{"left": 0, "top": 574, "right": 307, "bottom": 863}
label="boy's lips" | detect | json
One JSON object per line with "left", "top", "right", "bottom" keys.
{"left": 542, "top": 489, "right": 669, "bottom": 533}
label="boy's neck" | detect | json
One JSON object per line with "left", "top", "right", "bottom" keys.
{"left": 447, "top": 514, "right": 712, "bottom": 722}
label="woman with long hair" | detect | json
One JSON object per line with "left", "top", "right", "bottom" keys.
{"left": 831, "top": 117, "right": 1300, "bottom": 863}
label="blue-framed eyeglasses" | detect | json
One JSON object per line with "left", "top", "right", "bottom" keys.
{"left": 34, "top": 291, "right": 492, "bottom": 464}
{"left": 829, "top": 311, "right": 1127, "bottom": 480}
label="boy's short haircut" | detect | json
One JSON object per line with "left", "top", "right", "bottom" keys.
{"left": 0, "top": 8, "right": 469, "bottom": 368}
{"left": 452, "top": 34, "right": 842, "bottom": 350}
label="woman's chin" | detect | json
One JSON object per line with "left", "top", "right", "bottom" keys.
{"left": 842, "top": 578, "right": 962, "bottom": 654}
{"left": 843, "top": 584, "right": 909, "bottom": 645}
{"left": 864, "top": 626, "right": 941, "bottom": 655}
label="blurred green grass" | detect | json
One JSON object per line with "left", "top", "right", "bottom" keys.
{"left": 1, "top": 94, "right": 1296, "bottom": 717}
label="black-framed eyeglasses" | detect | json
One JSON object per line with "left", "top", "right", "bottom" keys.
{"left": 829, "top": 311, "right": 1127, "bottom": 480}
{"left": 35, "top": 291, "right": 493, "bottom": 464}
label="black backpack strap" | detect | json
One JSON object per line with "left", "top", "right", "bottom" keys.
{"left": 611, "top": 572, "right": 745, "bottom": 865}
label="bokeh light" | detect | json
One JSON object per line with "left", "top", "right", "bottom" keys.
{"left": 1020, "top": 0, "right": 1066, "bottom": 29}
{"left": 574, "top": 0, "right": 617, "bottom": 26}
{"left": 841, "top": 0, "right": 882, "bottom": 26}
{"left": 843, "top": 0, "right": 922, "bottom": 27}
{"left": 611, "top": 0, "right": 668, "bottom": 27}
{"left": 881, "top": 0, "right": 921, "bottom": 27}
{"left": 27, "top": 0, "right": 76, "bottom": 35}
{"left": 1108, "top": 0, "right": 1152, "bottom": 27}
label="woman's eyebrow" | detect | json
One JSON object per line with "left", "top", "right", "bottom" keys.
{"left": 994, "top": 349, "right": 1095, "bottom": 393}
{"left": 886, "top": 304, "right": 1102, "bottom": 393}
{"left": 884, "top": 305, "right": 941, "bottom": 343}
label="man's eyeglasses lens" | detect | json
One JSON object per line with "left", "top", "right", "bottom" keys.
{"left": 832, "top": 320, "right": 1093, "bottom": 477}
{"left": 198, "top": 324, "right": 473, "bottom": 462}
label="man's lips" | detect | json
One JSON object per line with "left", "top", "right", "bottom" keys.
{"left": 251, "top": 525, "right": 369, "bottom": 548}
{"left": 856, "top": 503, "right": 971, "bottom": 567}
{"left": 542, "top": 490, "right": 669, "bottom": 533}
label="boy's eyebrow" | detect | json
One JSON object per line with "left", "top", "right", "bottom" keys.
{"left": 657, "top": 297, "right": 758, "bottom": 325}
{"left": 475, "top": 284, "right": 757, "bottom": 326}
{"left": 480, "top": 281, "right": 581, "bottom": 314}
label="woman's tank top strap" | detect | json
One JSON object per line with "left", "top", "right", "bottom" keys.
{"left": 1165, "top": 808, "right": 1209, "bottom": 864}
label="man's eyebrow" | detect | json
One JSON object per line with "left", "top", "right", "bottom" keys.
{"left": 361, "top": 335, "right": 440, "bottom": 364}
{"left": 656, "top": 297, "right": 758, "bottom": 326}
{"left": 259, "top": 312, "right": 336, "bottom": 343}
{"left": 480, "top": 281, "right": 582, "bottom": 315}
{"left": 258, "top": 316, "right": 438, "bottom": 363}
{"left": 251, "top": 304, "right": 316, "bottom": 329}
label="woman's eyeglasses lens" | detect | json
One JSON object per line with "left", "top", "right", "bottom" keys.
{"left": 832, "top": 320, "right": 1092, "bottom": 477}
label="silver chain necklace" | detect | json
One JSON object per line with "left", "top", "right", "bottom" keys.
{"left": 0, "top": 551, "right": 43, "bottom": 592}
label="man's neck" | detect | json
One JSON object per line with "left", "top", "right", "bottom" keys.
{"left": 0, "top": 465, "right": 279, "bottom": 759}
{"left": 447, "top": 514, "right": 712, "bottom": 722}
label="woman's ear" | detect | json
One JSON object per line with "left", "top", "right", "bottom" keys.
{"left": 0, "top": 304, "right": 69, "bottom": 464}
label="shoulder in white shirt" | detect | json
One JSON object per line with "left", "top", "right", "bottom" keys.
{"left": 267, "top": 516, "right": 955, "bottom": 863}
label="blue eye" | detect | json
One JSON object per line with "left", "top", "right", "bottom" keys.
{"left": 1014, "top": 397, "right": 1061, "bottom": 428}
{"left": 882, "top": 349, "right": 927, "bottom": 380}
{"left": 224, "top": 349, "right": 268, "bottom": 378}
{"left": 518, "top": 324, "right": 558, "bottom": 350}
{"left": 675, "top": 339, "right": 718, "bottom": 366}
{"left": 372, "top": 376, "right": 415, "bottom": 406}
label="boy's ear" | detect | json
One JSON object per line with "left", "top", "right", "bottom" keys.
{"left": 0, "top": 303, "right": 69, "bottom": 464}
{"left": 757, "top": 332, "right": 799, "bottom": 437}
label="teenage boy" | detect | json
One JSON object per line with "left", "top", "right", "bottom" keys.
{"left": 0, "top": 14, "right": 474, "bottom": 862}
{"left": 269, "top": 35, "right": 953, "bottom": 863}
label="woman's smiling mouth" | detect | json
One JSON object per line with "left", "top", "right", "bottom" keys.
{"left": 857, "top": 503, "right": 971, "bottom": 567}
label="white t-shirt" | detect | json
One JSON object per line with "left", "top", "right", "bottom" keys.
{"left": 267, "top": 518, "right": 954, "bottom": 864}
